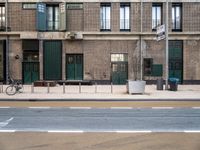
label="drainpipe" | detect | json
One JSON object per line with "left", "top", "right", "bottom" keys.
{"left": 5, "top": 0, "right": 9, "bottom": 84}
{"left": 140, "top": 0, "right": 143, "bottom": 80}
{"left": 165, "top": 0, "right": 169, "bottom": 90}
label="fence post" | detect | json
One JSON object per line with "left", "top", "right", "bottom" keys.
{"left": 111, "top": 82, "right": 113, "bottom": 94}
{"left": 79, "top": 82, "right": 81, "bottom": 93}
{"left": 47, "top": 83, "right": 50, "bottom": 93}
{"left": 31, "top": 83, "right": 34, "bottom": 93}
{"left": 63, "top": 83, "right": 65, "bottom": 94}
{"left": 95, "top": 82, "right": 97, "bottom": 93}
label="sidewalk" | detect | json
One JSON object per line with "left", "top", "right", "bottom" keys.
{"left": 0, "top": 84, "right": 200, "bottom": 101}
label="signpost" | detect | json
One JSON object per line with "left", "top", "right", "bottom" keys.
{"left": 156, "top": 24, "right": 165, "bottom": 41}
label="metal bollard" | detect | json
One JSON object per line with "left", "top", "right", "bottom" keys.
{"left": 47, "top": 83, "right": 50, "bottom": 93}
{"left": 63, "top": 83, "right": 65, "bottom": 94}
{"left": 0, "top": 82, "right": 2, "bottom": 93}
{"left": 31, "top": 83, "right": 34, "bottom": 93}
{"left": 111, "top": 82, "right": 113, "bottom": 94}
{"left": 79, "top": 82, "right": 81, "bottom": 93}
{"left": 95, "top": 82, "right": 97, "bottom": 93}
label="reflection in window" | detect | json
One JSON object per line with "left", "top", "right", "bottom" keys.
{"left": 100, "top": 3, "right": 111, "bottom": 31}
{"left": 152, "top": 4, "right": 162, "bottom": 30}
{"left": 172, "top": 3, "right": 182, "bottom": 31}
{"left": 47, "top": 5, "right": 59, "bottom": 30}
{"left": 120, "top": 3, "right": 130, "bottom": 31}
{"left": 111, "top": 54, "right": 128, "bottom": 62}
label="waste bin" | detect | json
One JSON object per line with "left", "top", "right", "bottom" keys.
{"left": 156, "top": 78, "right": 163, "bottom": 90}
{"left": 169, "top": 78, "right": 179, "bottom": 91}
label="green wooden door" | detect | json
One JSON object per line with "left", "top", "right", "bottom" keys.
{"left": 23, "top": 62, "right": 39, "bottom": 84}
{"left": 111, "top": 62, "right": 128, "bottom": 85}
{"left": 169, "top": 41, "right": 183, "bottom": 83}
{"left": 44, "top": 41, "right": 62, "bottom": 80}
{"left": 66, "top": 54, "right": 83, "bottom": 80}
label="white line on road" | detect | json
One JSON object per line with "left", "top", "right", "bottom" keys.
{"left": 192, "top": 107, "right": 200, "bottom": 109}
{"left": 0, "top": 107, "right": 10, "bottom": 109}
{"left": 184, "top": 130, "right": 200, "bottom": 133}
{"left": 152, "top": 107, "right": 174, "bottom": 109}
{"left": 110, "top": 107, "right": 133, "bottom": 109}
{"left": 116, "top": 130, "right": 152, "bottom": 133}
{"left": 69, "top": 107, "right": 91, "bottom": 109}
{"left": 28, "top": 107, "right": 51, "bottom": 109}
{"left": 0, "top": 130, "right": 16, "bottom": 133}
{"left": 0, "top": 117, "right": 14, "bottom": 128}
{"left": 48, "top": 130, "right": 84, "bottom": 133}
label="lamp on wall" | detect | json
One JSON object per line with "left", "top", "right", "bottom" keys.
{"left": 15, "top": 55, "right": 19, "bottom": 59}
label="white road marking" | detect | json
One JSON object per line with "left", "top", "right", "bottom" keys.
{"left": 0, "top": 117, "right": 14, "bottom": 128}
{"left": 48, "top": 130, "right": 84, "bottom": 133}
{"left": 184, "top": 130, "right": 200, "bottom": 133}
{"left": 152, "top": 107, "right": 174, "bottom": 109}
{"left": 0, "top": 130, "right": 15, "bottom": 133}
{"left": 69, "top": 107, "right": 91, "bottom": 109}
{"left": 116, "top": 130, "right": 152, "bottom": 133}
{"left": 110, "top": 107, "right": 133, "bottom": 109}
{"left": 192, "top": 107, "right": 200, "bottom": 109}
{"left": 29, "top": 107, "right": 50, "bottom": 109}
{"left": 0, "top": 107, "right": 10, "bottom": 109}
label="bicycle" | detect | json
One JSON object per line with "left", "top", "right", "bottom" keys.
{"left": 5, "top": 77, "right": 23, "bottom": 95}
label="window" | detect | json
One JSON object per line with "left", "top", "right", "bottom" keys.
{"left": 100, "top": 3, "right": 111, "bottom": 31}
{"left": 111, "top": 54, "right": 128, "bottom": 62}
{"left": 0, "top": 4, "right": 5, "bottom": 30}
{"left": 66, "top": 3, "right": 83, "bottom": 9}
{"left": 22, "top": 3, "right": 36, "bottom": 9}
{"left": 47, "top": 5, "right": 59, "bottom": 31}
{"left": 120, "top": 3, "right": 130, "bottom": 31}
{"left": 172, "top": 3, "right": 182, "bottom": 31}
{"left": 152, "top": 3, "right": 162, "bottom": 31}
{"left": 143, "top": 58, "right": 153, "bottom": 76}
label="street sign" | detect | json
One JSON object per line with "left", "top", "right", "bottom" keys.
{"left": 156, "top": 24, "right": 165, "bottom": 41}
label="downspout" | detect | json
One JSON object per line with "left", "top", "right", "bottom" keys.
{"left": 140, "top": 0, "right": 143, "bottom": 80}
{"left": 5, "top": 0, "right": 9, "bottom": 84}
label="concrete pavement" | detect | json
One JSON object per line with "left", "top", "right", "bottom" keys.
{"left": 0, "top": 84, "right": 199, "bottom": 101}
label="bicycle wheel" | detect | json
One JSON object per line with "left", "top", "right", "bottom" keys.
{"left": 6, "top": 86, "right": 17, "bottom": 95}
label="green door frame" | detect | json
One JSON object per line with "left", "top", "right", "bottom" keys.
{"left": 66, "top": 54, "right": 83, "bottom": 80}
{"left": 169, "top": 40, "right": 183, "bottom": 83}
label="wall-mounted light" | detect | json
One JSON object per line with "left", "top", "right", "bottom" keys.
{"left": 15, "top": 55, "right": 19, "bottom": 59}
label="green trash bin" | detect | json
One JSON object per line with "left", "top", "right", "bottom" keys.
{"left": 169, "top": 78, "right": 179, "bottom": 91}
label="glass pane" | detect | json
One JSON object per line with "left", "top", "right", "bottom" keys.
{"left": 125, "top": 7, "right": 129, "bottom": 29}
{"left": 176, "top": 6, "right": 181, "bottom": 29}
{"left": 152, "top": 7, "right": 156, "bottom": 29}
{"left": 47, "top": 7, "right": 53, "bottom": 30}
{"left": 172, "top": 7, "right": 175, "bottom": 29}
{"left": 111, "top": 54, "right": 128, "bottom": 62}
{"left": 55, "top": 7, "right": 59, "bottom": 30}
{"left": 157, "top": 7, "right": 161, "bottom": 26}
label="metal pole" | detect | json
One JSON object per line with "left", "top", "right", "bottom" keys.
{"left": 47, "top": 83, "right": 50, "bottom": 93}
{"left": 63, "top": 83, "right": 65, "bottom": 94}
{"left": 79, "top": 82, "right": 81, "bottom": 93}
{"left": 165, "top": 0, "right": 169, "bottom": 90}
{"left": 95, "top": 82, "right": 97, "bottom": 93}
{"left": 140, "top": 0, "right": 143, "bottom": 80}
{"left": 111, "top": 82, "right": 113, "bottom": 94}
{"left": 31, "top": 83, "right": 34, "bottom": 93}
{"left": 5, "top": 0, "right": 9, "bottom": 84}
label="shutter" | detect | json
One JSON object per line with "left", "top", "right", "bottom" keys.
{"left": 59, "top": 3, "right": 66, "bottom": 31}
{"left": 36, "top": 3, "right": 47, "bottom": 31}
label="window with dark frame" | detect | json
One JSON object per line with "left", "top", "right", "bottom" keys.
{"left": 100, "top": 3, "right": 111, "bottom": 31}
{"left": 47, "top": 5, "right": 59, "bottom": 31}
{"left": 22, "top": 3, "right": 36, "bottom": 9}
{"left": 120, "top": 3, "right": 130, "bottom": 31}
{"left": 0, "top": 4, "right": 5, "bottom": 30}
{"left": 143, "top": 58, "right": 153, "bottom": 76}
{"left": 172, "top": 3, "right": 182, "bottom": 31}
{"left": 152, "top": 3, "right": 162, "bottom": 31}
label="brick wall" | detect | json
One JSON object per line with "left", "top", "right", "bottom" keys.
{"left": 142, "top": 2, "right": 152, "bottom": 32}
{"left": 183, "top": 2, "right": 200, "bottom": 32}
{"left": 66, "top": 9, "right": 83, "bottom": 31}
{"left": 8, "top": 3, "right": 36, "bottom": 31}
{"left": 131, "top": 3, "right": 140, "bottom": 32}
{"left": 111, "top": 3, "right": 119, "bottom": 32}
{"left": 184, "top": 40, "right": 200, "bottom": 80}
{"left": 83, "top": 3, "right": 100, "bottom": 32}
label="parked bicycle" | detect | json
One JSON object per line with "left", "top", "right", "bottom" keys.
{"left": 5, "top": 77, "right": 23, "bottom": 95}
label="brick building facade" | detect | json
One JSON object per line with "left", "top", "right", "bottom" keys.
{"left": 0, "top": 0, "right": 200, "bottom": 84}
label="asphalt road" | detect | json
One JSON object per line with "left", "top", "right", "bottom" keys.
{"left": 0, "top": 107, "right": 200, "bottom": 132}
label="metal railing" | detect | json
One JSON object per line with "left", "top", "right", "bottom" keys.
{"left": 120, "top": 19, "right": 130, "bottom": 30}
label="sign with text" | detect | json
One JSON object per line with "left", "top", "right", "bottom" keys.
{"left": 156, "top": 24, "right": 165, "bottom": 41}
